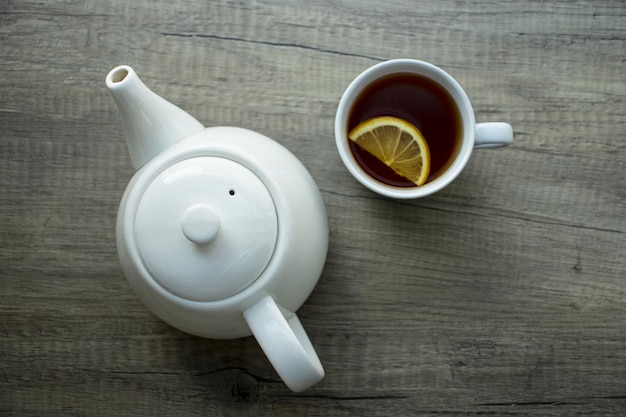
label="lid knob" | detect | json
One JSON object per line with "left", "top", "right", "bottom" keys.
{"left": 181, "top": 204, "right": 220, "bottom": 245}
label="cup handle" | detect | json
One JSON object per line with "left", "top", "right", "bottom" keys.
{"left": 243, "top": 295, "right": 324, "bottom": 392}
{"left": 474, "top": 122, "right": 513, "bottom": 149}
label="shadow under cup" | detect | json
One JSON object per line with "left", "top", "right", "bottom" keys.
{"left": 335, "top": 60, "right": 476, "bottom": 199}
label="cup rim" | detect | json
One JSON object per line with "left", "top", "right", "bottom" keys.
{"left": 334, "top": 59, "right": 475, "bottom": 199}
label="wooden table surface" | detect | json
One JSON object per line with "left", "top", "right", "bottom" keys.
{"left": 1, "top": 1, "right": 625, "bottom": 416}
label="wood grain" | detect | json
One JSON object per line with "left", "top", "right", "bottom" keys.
{"left": 1, "top": 0, "right": 625, "bottom": 416}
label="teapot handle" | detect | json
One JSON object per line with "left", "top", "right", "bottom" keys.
{"left": 243, "top": 295, "right": 324, "bottom": 392}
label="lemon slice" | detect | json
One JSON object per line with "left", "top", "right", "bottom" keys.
{"left": 348, "top": 116, "right": 431, "bottom": 186}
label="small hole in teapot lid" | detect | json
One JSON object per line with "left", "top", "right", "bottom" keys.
{"left": 229, "top": 189, "right": 236, "bottom": 196}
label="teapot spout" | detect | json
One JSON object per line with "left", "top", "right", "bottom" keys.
{"left": 106, "top": 65, "right": 204, "bottom": 169}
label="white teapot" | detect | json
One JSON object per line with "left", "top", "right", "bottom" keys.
{"left": 106, "top": 65, "right": 328, "bottom": 392}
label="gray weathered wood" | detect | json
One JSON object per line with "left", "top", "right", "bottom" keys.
{"left": 1, "top": 0, "right": 624, "bottom": 415}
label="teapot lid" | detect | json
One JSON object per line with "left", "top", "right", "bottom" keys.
{"left": 134, "top": 157, "right": 278, "bottom": 302}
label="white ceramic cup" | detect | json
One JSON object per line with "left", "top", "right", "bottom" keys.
{"left": 335, "top": 59, "right": 513, "bottom": 199}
